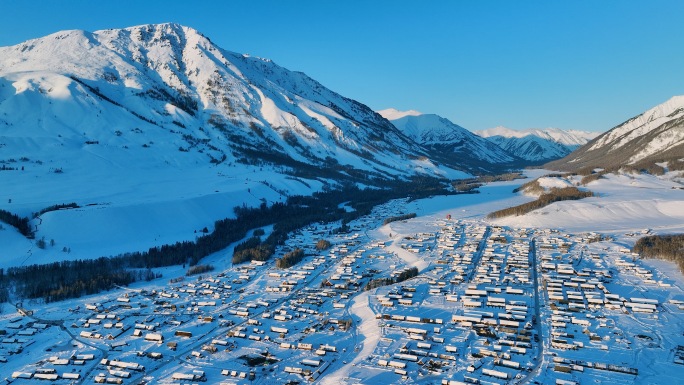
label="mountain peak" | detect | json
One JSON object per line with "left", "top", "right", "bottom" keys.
{"left": 377, "top": 108, "right": 422, "bottom": 120}
{"left": 590, "top": 95, "right": 684, "bottom": 152}
{"left": 98, "top": 22, "right": 200, "bottom": 38}
{"left": 477, "top": 126, "right": 522, "bottom": 138}
{"left": 0, "top": 24, "right": 478, "bottom": 189}
{"left": 382, "top": 111, "right": 518, "bottom": 169}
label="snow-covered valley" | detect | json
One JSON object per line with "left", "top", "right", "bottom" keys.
{"left": 1, "top": 21, "right": 683, "bottom": 385}
{"left": 2, "top": 170, "right": 684, "bottom": 385}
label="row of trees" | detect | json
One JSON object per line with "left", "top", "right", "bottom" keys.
{"left": 275, "top": 248, "right": 305, "bottom": 269}
{"left": 452, "top": 172, "right": 526, "bottom": 193}
{"left": 632, "top": 234, "right": 684, "bottom": 273}
{"left": 32, "top": 202, "right": 79, "bottom": 218}
{"left": 230, "top": 177, "right": 453, "bottom": 266}
{"left": 452, "top": 180, "right": 481, "bottom": 193}
{"left": 1, "top": 202, "right": 80, "bottom": 239}
{"left": 232, "top": 236, "right": 265, "bottom": 264}
{"left": 364, "top": 266, "right": 419, "bottom": 291}
{"left": 488, "top": 187, "right": 595, "bottom": 219}
{"left": 580, "top": 172, "right": 605, "bottom": 185}
{"left": 232, "top": 244, "right": 273, "bottom": 264}
{"left": 512, "top": 174, "right": 563, "bottom": 195}
{"left": 125, "top": 202, "right": 288, "bottom": 269}
{"left": 0, "top": 209, "right": 32, "bottom": 238}
{"left": 2, "top": 177, "right": 454, "bottom": 302}
{"left": 513, "top": 179, "right": 545, "bottom": 195}
{"left": 315, "top": 239, "right": 331, "bottom": 251}
{"left": 383, "top": 213, "right": 417, "bottom": 225}
{"left": 0, "top": 203, "right": 281, "bottom": 301}
{"left": 1, "top": 259, "right": 153, "bottom": 303}
{"left": 186, "top": 264, "right": 215, "bottom": 276}
{"left": 230, "top": 195, "right": 345, "bottom": 265}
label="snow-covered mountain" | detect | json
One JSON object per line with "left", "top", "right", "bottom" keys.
{"left": 0, "top": 23, "right": 468, "bottom": 189}
{"left": 378, "top": 109, "right": 520, "bottom": 172}
{"left": 0, "top": 23, "right": 475, "bottom": 262}
{"left": 547, "top": 96, "right": 684, "bottom": 171}
{"left": 476, "top": 126, "right": 598, "bottom": 163}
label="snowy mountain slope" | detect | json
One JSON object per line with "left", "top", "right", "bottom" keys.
{"left": 0, "top": 23, "right": 476, "bottom": 264}
{"left": 0, "top": 23, "right": 465, "bottom": 184}
{"left": 476, "top": 126, "right": 598, "bottom": 163}
{"left": 378, "top": 109, "right": 520, "bottom": 172}
{"left": 547, "top": 96, "right": 684, "bottom": 171}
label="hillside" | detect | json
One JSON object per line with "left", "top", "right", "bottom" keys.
{"left": 546, "top": 96, "right": 684, "bottom": 171}
{"left": 0, "top": 23, "right": 468, "bottom": 184}
{"left": 0, "top": 23, "right": 474, "bottom": 263}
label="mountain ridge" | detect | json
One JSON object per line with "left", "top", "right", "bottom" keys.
{"left": 477, "top": 126, "right": 597, "bottom": 146}
{"left": 378, "top": 109, "right": 522, "bottom": 172}
{"left": 1, "top": 23, "right": 479, "bottom": 187}
{"left": 475, "top": 126, "right": 598, "bottom": 163}
{"left": 0, "top": 23, "right": 476, "bottom": 261}
{"left": 546, "top": 96, "right": 684, "bottom": 171}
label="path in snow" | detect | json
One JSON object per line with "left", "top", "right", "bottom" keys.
{"left": 376, "top": 224, "right": 430, "bottom": 272}
{"left": 319, "top": 290, "right": 380, "bottom": 385}
{"left": 322, "top": 223, "right": 435, "bottom": 384}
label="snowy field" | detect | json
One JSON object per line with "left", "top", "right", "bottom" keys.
{"left": 0, "top": 164, "right": 325, "bottom": 268}
{"left": 1, "top": 169, "right": 683, "bottom": 384}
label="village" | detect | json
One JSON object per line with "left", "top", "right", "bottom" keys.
{"left": 1, "top": 198, "right": 684, "bottom": 385}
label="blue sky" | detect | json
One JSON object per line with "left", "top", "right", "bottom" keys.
{"left": 1, "top": 0, "right": 683, "bottom": 132}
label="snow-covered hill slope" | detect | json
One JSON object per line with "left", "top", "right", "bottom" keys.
{"left": 476, "top": 126, "right": 598, "bottom": 163}
{"left": 0, "top": 23, "right": 474, "bottom": 265}
{"left": 0, "top": 23, "right": 470, "bottom": 186}
{"left": 546, "top": 96, "right": 684, "bottom": 171}
{"left": 378, "top": 109, "right": 520, "bottom": 172}
{"left": 493, "top": 172, "right": 684, "bottom": 233}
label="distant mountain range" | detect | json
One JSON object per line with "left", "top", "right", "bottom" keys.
{"left": 1, "top": 21, "right": 679, "bottom": 204}
{"left": 378, "top": 109, "right": 519, "bottom": 173}
{"left": 2, "top": 21, "right": 683, "bottom": 280}
{"left": 476, "top": 126, "right": 598, "bottom": 163}
{"left": 546, "top": 96, "right": 684, "bottom": 171}
{"left": 379, "top": 109, "right": 597, "bottom": 166}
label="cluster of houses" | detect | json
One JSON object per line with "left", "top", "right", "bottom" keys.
{"left": 360, "top": 222, "right": 683, "bottom": 385}
{"left": 534, "top": 230, "right": 675, "bottom": 381}
{"left": 3, "top": 197, "right": 683, "bottom": 385}
{"left": 355, "top": 222, "right": 541, "bottom": 384}
{"left": 0, "top": 221, "right": 362, "bottom": 384}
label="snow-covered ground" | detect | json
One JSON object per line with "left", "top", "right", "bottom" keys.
{"left": 1, "top": 169, "right": 683, "bottom": 385}
{"left": 0, "top": 166, "right": 322, "bottom": 268}
{"left": 496, "top": 171, "right": 684, "bottom": 235}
